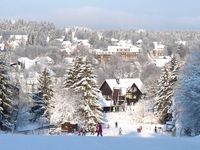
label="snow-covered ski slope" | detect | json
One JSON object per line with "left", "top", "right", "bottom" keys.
{"left": 1, "top": 112, "right": 199, "bottom": 150}
{"left": 0, "top": 134, "right": 199, "bottom": 150}
{"left": 103, "top": 112, "right": 156, "bottom": 136}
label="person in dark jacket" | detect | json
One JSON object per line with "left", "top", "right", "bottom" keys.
{"left": 154, "top": 126, "right": 157, "bottom": 133}
{"left": 115, "top": 122, "right": 118, "bottom": 128}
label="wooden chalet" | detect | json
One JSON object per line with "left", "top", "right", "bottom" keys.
{"left": 99, "top": 78, "right": 144, "bottom": 111}
{"left": 61, "top": 122, "right": 78, "bottom": 133}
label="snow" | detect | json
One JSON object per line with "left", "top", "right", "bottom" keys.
{"left": 0, "top": 132, "right": 200, "bottom": 150}
{"left": 1, "top": 110, "right": 200, "bottom": 150}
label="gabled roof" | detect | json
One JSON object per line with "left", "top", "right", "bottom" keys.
{"left": 102, "top": 78, "right": 144, "bottom": 94}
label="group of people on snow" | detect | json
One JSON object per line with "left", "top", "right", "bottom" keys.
{"left": 77, "top": 122, "right": 103, "bottom": 136}
{"left": 76, "top": 121, "right": 124, "bottom": 136}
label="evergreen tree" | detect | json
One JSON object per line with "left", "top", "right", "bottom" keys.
{"left": 73, "top": 59, "right": 103, "bottom": 130}
{"left": 64, "top": 57, "right": 84, "bottom": 88}
{"left": 167, "top": 55, "right": 179, "bottom": 117}
{"left": 64, "top": 57, "right": 103, "bottom": 130}
{"left": 154, "top": 55, "right": 179, "bottom": 124}
{"left": 0, "top": 60, "right": 13, "bottom": 130}
{"left": 175, "top": 50, "right": 200, "bottom": 136}
{"left": 30, "top": 68, "right": 53, "bottom": 122}
{"left": 154, "top": 66, "right": 171, "bottom": 124}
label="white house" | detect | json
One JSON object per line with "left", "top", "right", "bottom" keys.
{"left": 152, "top": 42, "right": 165, "bottom": 57}
{"left": 10, "top": 35, "right": 28, "bottom": 44}
{"left": 18, "top": 57, "right": 36, "bottom": 69}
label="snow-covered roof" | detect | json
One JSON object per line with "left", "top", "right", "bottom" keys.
{"left": 153, "top": 56, "right": 171, "bottom": 67}
{"left": 117, "top": 40, "right": 132, "bottom": 47}
{"left": 153, "top": 42, "right": 165, "bottom": 50}
{"left": 136, "top": 39, "right": 143, "bottom": 44}
{"left": 18, "top": 57, "right": 35, "bottom": 69}
{"left": 104, "top": 78, "right": 144, "bottom": 94}
{"left": 111, "top": 38, "right": 118, "bottom": 42}
{"left": 62, "top": 41, "right": 72, "bottom": 46}
{"left": 34, "top": 56, "right": 54, "bottom": 65}
{"left": 10, "top": 35, "right": 28, "bottom": 41}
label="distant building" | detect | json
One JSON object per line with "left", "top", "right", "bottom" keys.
{"left": 95, "top": 44, "right": 141, "bottom": 64}
{"left": 152, "top": 42, "right": 165, "bottom": 57}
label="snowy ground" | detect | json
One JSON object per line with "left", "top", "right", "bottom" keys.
{"left": 0, "top": 112, "right": 199, "bottom": 150}
{"left": 0, "top": 133, "right": 199, "bottom": 150}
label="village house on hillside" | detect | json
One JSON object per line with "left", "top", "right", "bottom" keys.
{"left": 94, "top": 40, "right": 141, "bottom": 64}
{"left": 152, "top": 42, "right": 165, "bottom": 57}
{"left": 99, "top": 78, "right": 144, "bottom": 112}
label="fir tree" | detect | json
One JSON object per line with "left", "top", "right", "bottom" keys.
{"left": 175, "top": 50, "right": 200, "bottom": 136}
{"left": 0, "top": 60, "right": 13, "bottom": 130}
{"left": 154, "top": 55, "right": 179, "bottom": 124}
{"left": 30, "top": 68, "right": 53, "bottom": 122}
{"left": 154, "top": 66, "right": 171, "bottom": 124}
{"left": 64, "top": 57, "right": 103, "bottom": 130}
{"left": 167, "top": 55, "right": 179, "bottom": 119}
{"left": 73, "top": 59, "right": 103, "bottom": 129}
{"left": 64, "top": 57, "right": 84, "bottom": 88}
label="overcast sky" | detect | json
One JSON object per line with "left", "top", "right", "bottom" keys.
{"left": 1, "top": 0, "right": 200, "bottom": 30}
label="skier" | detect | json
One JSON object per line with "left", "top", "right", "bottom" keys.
{"left": 154, "top": 126, "right": 157, "bottom": 133}
{"left": 115, "top": 122, "right": 118, "bottom": 128}
{"left": 82, "top": 128, "right": 86, "bottom": 136}
{"left": 119, "top": 127, "right": 122, "bottom": 135}
{"left": 77, "top": 127, "right": 81, "bottom": 136}
{"left": 97, "top": 122, "right": 103, "bottom": 136}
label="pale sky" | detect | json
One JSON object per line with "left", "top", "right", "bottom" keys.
{"left": 1, "top": 0, "right": 200, "bottom": 30}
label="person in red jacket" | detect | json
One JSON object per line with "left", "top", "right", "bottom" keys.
{"left": 96, "top": 122, "right": 103, "bottom": 136}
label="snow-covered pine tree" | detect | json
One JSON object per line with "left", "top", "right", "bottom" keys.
{"left": 0, "top": 60, "right": 13, "bottom": 130}
{"left": 64, "top": 57, "right": 84, "bottom": 88}
{"left": 30, "top": 68, "right": 53, "bottom": 122}
{"left": 154, "top": 55, "right": 180, "bottom": 124}
{"left": 51, "top": 88, "right": 83, "bottom": 126}
{"left": 175, "top": 50, "right": 200, "bottom": 136}
{"left": 154, "top": 66, "right": 171, "bottom": 124}
{"left": 167, "top": 55, "right": 179, "bottom": 121}
{"left": 70, "top": 58, "right": 103, "bottom": 130}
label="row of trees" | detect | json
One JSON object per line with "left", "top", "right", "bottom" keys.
{"left": 0, "top": 58, "right": 14, "bottom": 130}
{"left": 174, "top": 49, "right": 200, "bottom": 136}
{"left": 28, "top": 56, "right": 102, "bottom": 131}
{"left": 0, "top": 54, "right": 103, "bottom": 132}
